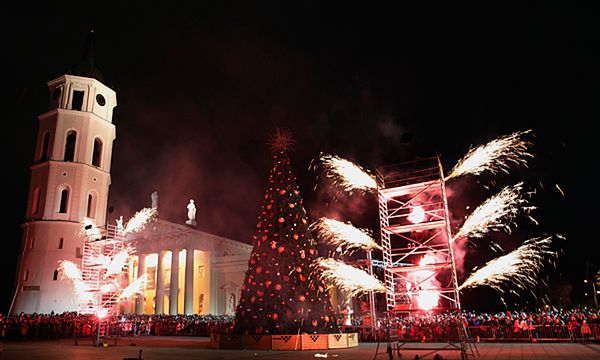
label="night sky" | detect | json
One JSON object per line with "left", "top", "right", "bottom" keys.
{"left": 2, "top": 2, "right": 597, "bottom": 314}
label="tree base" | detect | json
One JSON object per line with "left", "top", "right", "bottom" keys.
{"left": 209, "top": 332, "right": 359, "bottom": 350}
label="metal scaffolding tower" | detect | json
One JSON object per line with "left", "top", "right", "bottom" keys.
{"left": 79, "top": 224, "right": 128, "bottom": 317}
{"left": 375, "top": 156, "right": 476, "bottom": 359}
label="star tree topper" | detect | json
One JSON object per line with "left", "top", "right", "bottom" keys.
{"left": 267, "top": 127, "right": 296, "bottom": 153}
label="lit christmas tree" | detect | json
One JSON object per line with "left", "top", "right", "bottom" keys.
{"left": 232, "top": 128, "right": 338, "bottom": 335}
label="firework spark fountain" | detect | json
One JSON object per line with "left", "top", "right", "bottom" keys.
{"left": 313, "top": 153, "right": 377, "bottom": 193}
{"left": 105, "top": 247, "right": 134, "bottom": 277}
{"left": 311, "top": 217, "right": 382, "bottom": 254}
{"left": 58, "top": 260, "right": 94, "bottom": 304}
{"left": 445, "top": 129, "right": 533, "bottom": 181}
{"left": 80, "top": 218, "right": 102, "bottom": 240}
{"left": 60, "top": 208, "right": 154, "bottom": 316}
{"left": 123, "top": 207, "right": 158, "bottom": 235}
{"left": 458, "top": 235, "right": 556, "bottom": 292}
{"left": 316, "top": 257, "right": 385, "bottom": 298}
{"left": 118, "top": 274, "right": 148, "bottom": 301}
{"left": 452, "top": 182, "right": 534, "bottom": 242}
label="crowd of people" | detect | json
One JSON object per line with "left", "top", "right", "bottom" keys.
{"left": 0, "top": 307, "right": 598, "bottom": 343}
{"left": 0, "top": 313, "right": 234, "bottom": 340}
{"left": 343, "top": 307, "right": 600, "bottom": 342}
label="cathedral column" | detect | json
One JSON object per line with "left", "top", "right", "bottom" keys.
{"left": 184, "top": 248, "right": 194, "bottom": 314}
{"left": 135, "top": 254, "right": 146, "bottom": 314}
{"left": 155, "top": 250, "right": 166, "bottom": 314}
{"left": 169, "top": 249, "right": 180, "bottom": 315}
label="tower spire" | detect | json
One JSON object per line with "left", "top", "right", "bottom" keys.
{"left": 68, "top": 29, "right": 104, "bottom": 82}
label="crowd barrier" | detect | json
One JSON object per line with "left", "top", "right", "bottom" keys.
{"left": 339, "top": 324, "right": 600, "bottom": 343}
{"left": 3, "top": 321, "right": 599, "bottom": 343}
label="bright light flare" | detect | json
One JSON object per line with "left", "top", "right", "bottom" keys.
{"left": 406, "top": 254, "right": 440, "bottom": 310}
{"left": 311, "top": 217, "right": 382, "bottom": 253}
{"left": 445, "top": 129, "right": 533, "bottom": 181}
{"left": 459, "top": 236, "right": 556, "bottom": 292}
{"left": 452, "top": 182, "right": 533, "bottom": 242}
{"left": 316, "top": 154, "right": 377, "bottom": 192}
{"left": 408, "top": 205, "right": 426, "bottom": 224}
{"left": 316, "top": 257, "right": 385, "bottom": 297}
{"left": 416, "top": 290, "right": 439, "bottom": 311}
{"left": 96, "top": 308, "right": 109, "bottom": 319}
{"left": 123, "top": 207, "right": 158, "bottom": 235}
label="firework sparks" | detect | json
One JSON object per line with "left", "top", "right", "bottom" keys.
{"left": 118, "top": 274, "right": 148, "bottom": 301}
{"left": 80, "top": 218, "right": 102, "bottom": 240}
{"left": 452, "top": 182, "right": 533, "bottom": 242}
{"left": 105, "top": 247, "right": 133, "bottom": 276}
{"left": 311, "top": 217, "right": 382, "bottom": 253}
{"left": 445, "top": 129, "right": 533, "bottom": 181}
{"left": 58, "top": 260, "right": 83, "bottom": 282}
{"left": 123, "top": 207, "right": 157, "bottom": 235}
{"left": 58, "top": 260, "right": 94, "bottom": 303}
{"left": 458, "top": 236, "right": 556, "bottom": 292}
{"left": 317, "top": 257, "right": 385, "bottom": 297}
{"left": 316, "top": 153, "right": 377, "bottom": 192}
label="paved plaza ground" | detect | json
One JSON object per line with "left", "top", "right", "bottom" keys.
{"left": 1, "top": 336, "right": 599, "bottom": 360}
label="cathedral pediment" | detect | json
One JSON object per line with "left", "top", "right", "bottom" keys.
{"left": 126, "top": 219, "right": 252, "bottom": 256}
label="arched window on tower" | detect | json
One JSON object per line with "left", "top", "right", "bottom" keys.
{"left": 92, "top": 138, "right": 103, "bottom": 167}
{"left": 40, "top": 132, "right": 50, "bottom": 162}
{"left": 53, "top": 270, "right": 59, "bottom": 281}
{"left": 64, "top": 131, "right": 77, "bottom": 162}
{"left": 32, "top": 187, "right": 41, "bottom": 215}
{"left": 58, "top": 238, "right": 64, "bottom": 249}
{"left": 59, "top": 188, "right": 69, "bottom": 213}
{"left": 86, "top": 193, "right": 97, "bottom": 218}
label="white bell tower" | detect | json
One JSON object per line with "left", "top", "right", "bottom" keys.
{"left": 11, "top": 30, "right": 117, "bottom": 314}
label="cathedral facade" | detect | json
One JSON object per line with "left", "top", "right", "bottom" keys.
{"left": 10, "top": 32, "right": 250, "bottom": 316}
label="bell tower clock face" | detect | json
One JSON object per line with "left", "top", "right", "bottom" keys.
{"left": 96, "top": 93, "right": 106, "bottom": 106}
